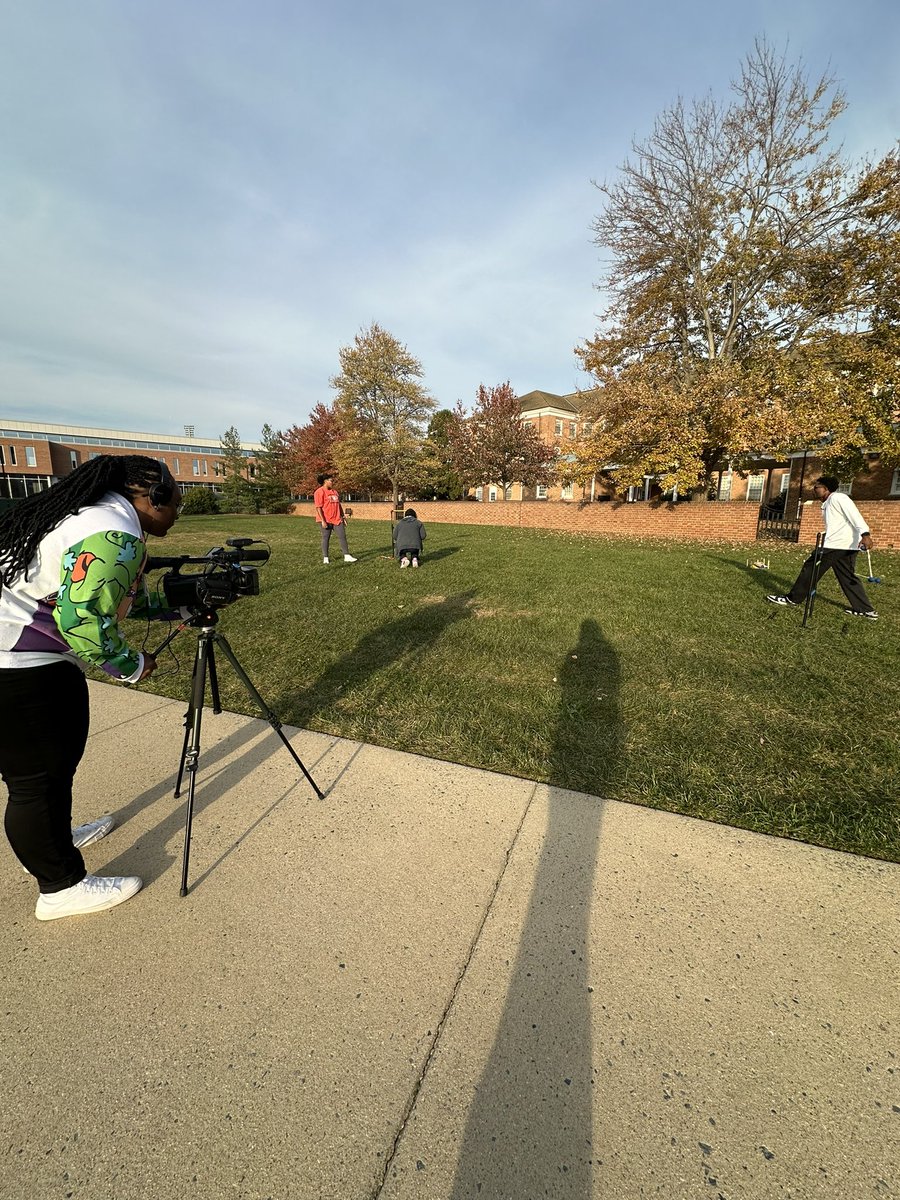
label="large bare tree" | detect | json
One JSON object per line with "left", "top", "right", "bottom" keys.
{"left": 575, "top": 40, "right": 900, "bottom": 494}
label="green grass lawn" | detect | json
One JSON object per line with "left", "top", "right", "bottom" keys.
{"left": 121, "top": 514, "right": 900, "bottom": 861}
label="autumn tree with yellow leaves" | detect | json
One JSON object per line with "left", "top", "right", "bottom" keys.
{"left": 330, "top": 323, "right": 436, "bottom": 508}
{"left": 574, "top": 40, "right": 900, "bottom": 496}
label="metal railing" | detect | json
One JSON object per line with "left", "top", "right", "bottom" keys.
{"left": 756, "top": 502, "right": 800, "bottom": 542}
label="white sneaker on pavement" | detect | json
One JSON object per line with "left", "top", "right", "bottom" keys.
{"left": 72, "top": 815, "right": 116, "bottom": 850}
{"left": 35, "top": 874, "right": 143, "bottom": 921}
{"left": 343, "top": 554, "right": 357, "bottom": 563}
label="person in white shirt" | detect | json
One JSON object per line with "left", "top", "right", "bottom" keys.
{"left": 766, "top": 476, "right": 878, "bottom": 620}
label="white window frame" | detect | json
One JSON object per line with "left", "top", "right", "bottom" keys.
{"left": 488, "top": 486, "right": 497, "bottom": 502}
{"left": 25, "top": 446, "right": 37, "bottom": 467}
{"left": 837, "top": 479, "right": 852, "bottom": 495}
{"left": 554, "top": 419, "right": 563, "bottom": 436}
{"left": 561, "top": 482, "right": 574, "bottom": 500}
{"left": 475, "top": 486, "right": 483, "bottom": 502}
{"left": 173, "top": 457, "right": 180, "bottom": 475}
{"left": 8, "top": 446, "right": 17, "bottom": 466}
{"left": 890, "top": 468, "right": 900, "bottom": 496}
{"left": 193, "top": 459, "right": 201, "bottom": 476}
{"left": 718, "top": 471, "right": 732, "bottom": 501}
{"left": 535, "top": 483, "right": 548, "bottom": 499}
{"left": 746, "top": 473, "right": 765, "bottom": 502}
{"left": 69, "top": 451, "right": 78, "bottom": 470}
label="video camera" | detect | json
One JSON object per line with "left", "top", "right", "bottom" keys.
{"left": 146, "top": 538, "right": 270, "bottom": 615}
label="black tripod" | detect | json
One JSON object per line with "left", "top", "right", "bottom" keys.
{"left": 153, "top": 610, "right": 323, "bottom": 896}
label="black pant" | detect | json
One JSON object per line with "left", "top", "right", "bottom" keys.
{"left": 0, "top": 661, "right": 89, "bottom": 892}
{"left": 788, "top": 548, "right": 873, "bottom": 612}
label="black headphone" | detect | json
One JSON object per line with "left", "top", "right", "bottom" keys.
{"left": 148, "top": 460, "right": 174, "bottom": 509}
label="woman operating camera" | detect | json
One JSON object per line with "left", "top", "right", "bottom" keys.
{"left": 0, "top": 455, "right": 181, "bottom": 921}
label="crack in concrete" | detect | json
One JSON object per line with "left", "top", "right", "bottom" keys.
{"left": 370, "top": 781, "right": 540, "bottom": 1199}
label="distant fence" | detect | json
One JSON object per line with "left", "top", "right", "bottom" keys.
{"left": 756, "top": 504, "right": 801, "bottom": 543}
{"left": 290, "top": 497, "right": 900, "bottom": 548}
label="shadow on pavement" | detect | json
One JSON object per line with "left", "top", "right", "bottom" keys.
{"left": 450, "top": 618, "right": 621, "bottom": 1198}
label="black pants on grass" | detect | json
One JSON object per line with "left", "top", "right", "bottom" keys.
{"left": 0, "top": 661, "right": 88, "bottom": 893}
{"left": 787, "top": 548, "right": 873, "bottom": 612}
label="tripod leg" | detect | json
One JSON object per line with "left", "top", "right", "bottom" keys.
{"left": 212, "top": 634, "right": 324, "bottom": 800}
{"left": 180, "top": 633, "right": 212, "bottom": 896}
{"left": 174, "top": 652, "right": 202, "bottom": 798}
{"left": 207, "top": 643, "right": 223, "bottom": 715}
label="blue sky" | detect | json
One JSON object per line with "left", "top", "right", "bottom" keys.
{"left": 1, "top": 0, "right": 898, "bottom": 441}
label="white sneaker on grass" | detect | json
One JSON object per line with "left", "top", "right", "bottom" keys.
{"left": 72, "top": 815, "right": 115, "bottom": 850}
{"left": 400, "top": 557, "right": 410, "bottom": 568}
{"left": 343, "top": 554, "right": 357, "bottom": 563}
{"left": 35, "top": 874, "right": 143, "bottom": 921}
{"left": 412, "top": 556, "right": 419, "bottom": 568}
{"left": 844, "top": 608, "right": 878, "bottom": 620}
{"left": 323, "top": 556, "right": 330, "bottom": 564}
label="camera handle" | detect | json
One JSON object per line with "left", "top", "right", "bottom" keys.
{"left": 173, "top": 621, "right": 324, "bottom": 896}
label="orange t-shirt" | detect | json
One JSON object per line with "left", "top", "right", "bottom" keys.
{"left": 314, "top": 485, "right": 342, "bottom": 525}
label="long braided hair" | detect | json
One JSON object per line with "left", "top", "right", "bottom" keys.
{"left": 0, "top": 454, "right": 169, "bottom": 586}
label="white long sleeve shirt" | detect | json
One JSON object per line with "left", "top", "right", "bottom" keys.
{"left": 822, "top": 491, "right": 870, "bottom": 550}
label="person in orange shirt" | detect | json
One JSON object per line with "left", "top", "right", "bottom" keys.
{"left": 313, "top": 473, "right": 357, "bottom": 564}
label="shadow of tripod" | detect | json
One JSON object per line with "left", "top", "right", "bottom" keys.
{"left": 152, "top": 609, "right": 323, "bottom": 896}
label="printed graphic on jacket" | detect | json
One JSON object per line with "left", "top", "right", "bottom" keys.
{"left": 54, "top": 530, "right": 148, "bottom": 678}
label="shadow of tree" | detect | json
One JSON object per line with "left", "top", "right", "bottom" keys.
{"left": 450, "top": 618, "right": 621, "bottom": 1198}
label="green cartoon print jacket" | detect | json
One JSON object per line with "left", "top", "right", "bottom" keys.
{"left": 54, "top": 529, "right": 167, "bottom": 679}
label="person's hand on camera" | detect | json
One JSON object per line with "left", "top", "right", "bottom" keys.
{"left": 138, "top": 653, "right": 158, "bottom": 682}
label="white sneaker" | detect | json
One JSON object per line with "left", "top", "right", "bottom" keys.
{"left": 412, "top": 556, "right": 419, "bottom": 568}
{"left": 72, "top": 815, "right": 116, "bottom": 849}
{"left": 35, "top": 874, "right": 143, "bottom": 921}
{"left": 400, "top": 557, "right": 410, "bottom": 568}
{"left": 343, "top": 554, "right": 357, "bottom": 563}
{"left": 323, "top": 557, "right": 330, "bottom": 564}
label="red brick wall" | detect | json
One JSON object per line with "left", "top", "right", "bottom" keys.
{"left": 798, "top": 500, "right": 900, "bottom": 549}
{"left": 290, "top": 499, "right": 765, "bottom": 542}
{"left": 1, "top": 437, "right": 54, "bottom": 475}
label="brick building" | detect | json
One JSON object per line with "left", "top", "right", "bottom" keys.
{"left": 0, "top": 420, "right": 262, "bottom": 499}
{"left": 492, "top": 390, "right": 898, "bottom": 512}
{"left": 480, "top": 391, "right": 793, "bottom": 507}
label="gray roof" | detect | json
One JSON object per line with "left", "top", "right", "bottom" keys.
{"left": 519, "top": 390, "right": 581, "bottom": 415}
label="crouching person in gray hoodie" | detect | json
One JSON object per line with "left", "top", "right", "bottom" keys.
{"left": 393, "top": 509, "right": 427, "bottom": 568}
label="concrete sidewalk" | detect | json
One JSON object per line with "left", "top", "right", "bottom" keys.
{"left": 1, "top": 681, "right": 897, "bottom": 1200}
